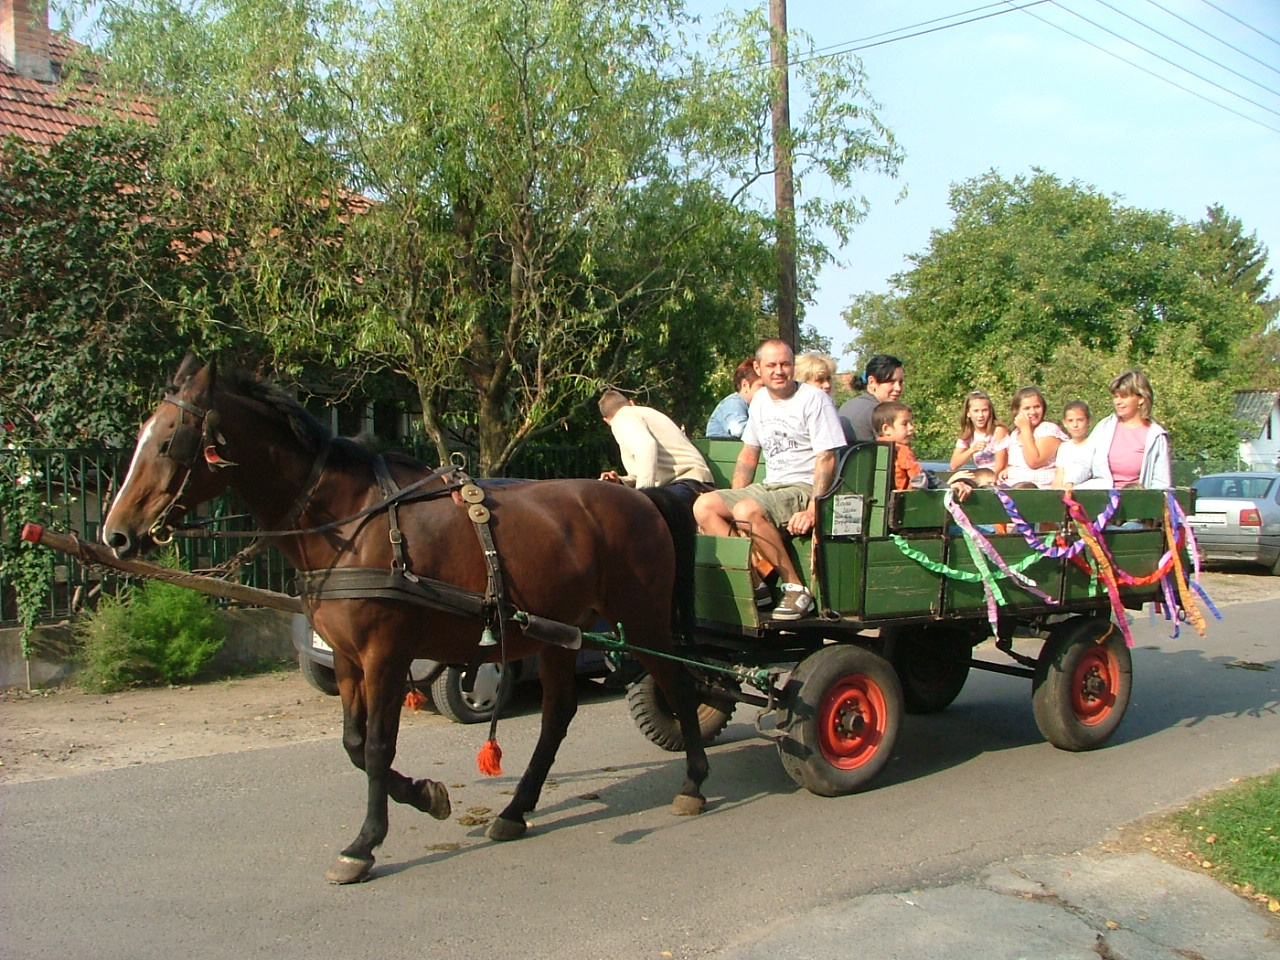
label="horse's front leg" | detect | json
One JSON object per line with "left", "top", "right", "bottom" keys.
{"left": 488, "top": 646, "right": 579, "bottom": 842}
{"left": 326, "top": 660, "right": 417, "bottom": 884}
{"left": 326, "top": 660, "right": 452, "bottom": 884}
{"left": 334, "top": 662, "right": 451, "bottom": 825}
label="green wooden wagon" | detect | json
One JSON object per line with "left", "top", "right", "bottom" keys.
{"left": 624, "top": 439, "right": 1206, "bottom": 797}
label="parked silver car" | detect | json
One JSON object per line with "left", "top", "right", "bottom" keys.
{"left": 290, "top": 614, "right": 635, "bottom": 723}
{"left": 1188, "top": 472, "right": 1280, "bottom": 575}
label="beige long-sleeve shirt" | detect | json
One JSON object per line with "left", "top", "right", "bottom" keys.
{"left": 609, "top": 405, "right": 713, "bottom": 489}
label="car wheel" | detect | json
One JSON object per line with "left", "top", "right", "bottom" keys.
{"left": 298, "top": 652, "right": 339, "bottom": 696}
{"left": 430, "top": 663, "right": 515, "bottom": 724}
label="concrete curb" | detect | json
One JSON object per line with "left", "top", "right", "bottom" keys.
{"left": 713, "top": 852, "right": 1280, "bottom": 960}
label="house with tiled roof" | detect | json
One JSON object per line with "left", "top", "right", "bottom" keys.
{"left": 1234, "top": 388, "right": 1280, "bottom": 470}
{"left": 1, "top": 0, "right": 151, "bottom": 146}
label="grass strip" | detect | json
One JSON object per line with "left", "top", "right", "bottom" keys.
{"left": 1172, "top": 770, "right": 1280, "bottom": 906}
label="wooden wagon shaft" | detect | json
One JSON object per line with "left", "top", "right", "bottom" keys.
{"left": 19, "top": 523, "right": 305, "bottom": 615}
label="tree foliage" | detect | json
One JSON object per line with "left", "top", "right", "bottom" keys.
{"left": 0, "top": 126, "right": 243, "bottom": 447}
{"left": 78, "top": 0, "right": 900, "bottom": 473}
{"left": 845, "top": 170, "right": 1272, "bottom": 461}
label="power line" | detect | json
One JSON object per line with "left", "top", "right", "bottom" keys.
{"left": 1142, "top": 0, "right": 1280, "bottom": 79}
{"left": 792, "top": 1, "right": 1038, "bottom": 66}
{"left": 1008, "top": 1, "right": 1280, "bottom": 135}
{"left": 717, "top": 0, "right": 1053, "bottom": 80}
{"left": 1098, "top": 0, "right": 1280, "bottom": 99}
{"left": 1195, "top": 0, "right": 1280, "bottom": 50}
{"left": 1048, "top": 0, "right": 1280, "bottom": 123}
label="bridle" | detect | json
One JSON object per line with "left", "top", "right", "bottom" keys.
{"left": 147, "top": 393, "right": 230, "bottom": 544}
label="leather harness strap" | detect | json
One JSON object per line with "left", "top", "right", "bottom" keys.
{"left": 297, "top": 462, "right": 583, "bottom": 652}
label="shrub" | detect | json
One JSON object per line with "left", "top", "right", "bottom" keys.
{"left": 76, "top": 580, "right": 226, "bottom": 692}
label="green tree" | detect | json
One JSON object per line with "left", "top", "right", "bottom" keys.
{"left": 0, "top": 126, "right": 239, "bottom": 447}
{"left": 845, "top": 170, "right": 1269, "bottom": 461}
{"left": 82, "top": 0, "right": 900, "bottom": 474}
{"left": 1199, "top": 204, "right": 1279, "bottom": 389}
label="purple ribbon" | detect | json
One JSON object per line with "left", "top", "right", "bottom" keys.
{"left": 994, "top": 489, "right": 1121, "bottom": 558}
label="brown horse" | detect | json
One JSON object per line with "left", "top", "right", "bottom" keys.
{"left": 101, "top": 356, "right": 710, "bottom": 883}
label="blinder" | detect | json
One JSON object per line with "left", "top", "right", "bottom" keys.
{"left": 147, "top": 394, "right": 233, "bottom": 543}
{"left": 160, "top": 422, "right": 204, "bottom": 465}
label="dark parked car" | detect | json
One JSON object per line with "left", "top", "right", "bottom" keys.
{"left": 291, "top": 614, "right": 636, "bottom": 723}
{"left": 1188, "top": 472, "right": 1280, "bottom": 575}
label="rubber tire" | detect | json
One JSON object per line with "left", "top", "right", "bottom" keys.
{"left": 1032, "top": 616, "right": 1132, "bottom": 751}
{"left": 887, "top": 624, "right": 973, "bottom": 715}
{"left": 776, "top": 644, "right": 903, "bottom": 797}
{"left": 626, "top": 672, "right": 736, "bottom": 752}
{"left": 298, "top": 653, "right": 339, "bottom": 696}
{"left": 430, "top": 663, "right": 515, "bottom": 725}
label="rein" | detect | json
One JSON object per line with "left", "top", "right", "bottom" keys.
{"left": 166, "top": 461, "right": 465, "bottom": 541}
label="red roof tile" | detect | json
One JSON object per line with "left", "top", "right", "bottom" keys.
{"left": 1, "top": 32, "right": 154, "bottom": 146}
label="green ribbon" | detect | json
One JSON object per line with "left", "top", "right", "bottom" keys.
{"left": 890, "top": 534, "right": 1042, "bottom": 585}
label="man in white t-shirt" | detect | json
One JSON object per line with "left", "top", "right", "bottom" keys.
{"left": 692, "top": 340, "right": 846, "bottom": 620}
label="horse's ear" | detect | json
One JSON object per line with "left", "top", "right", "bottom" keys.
{"left": 189, "top": 357, "right": 218, "bottom": 404}
{"left": 173, "top": 353, "right": 203, "bottom": 387}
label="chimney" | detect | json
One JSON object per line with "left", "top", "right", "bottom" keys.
{"left": 1, "top": 0, "right": 54, "bottom": 82}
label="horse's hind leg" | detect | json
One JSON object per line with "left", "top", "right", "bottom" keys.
{"left": 644, "top": 658, "right": 710, "bottom": 816}
{"left": 488, "top": 647, "right": 579, "bottom": 842}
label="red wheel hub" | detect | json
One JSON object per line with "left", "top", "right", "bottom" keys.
{"left": 1071, "top": 646, "right": 1118, "bottom": 725}
{"left": 817, "top": 676, "right": 887, "bottom": 769}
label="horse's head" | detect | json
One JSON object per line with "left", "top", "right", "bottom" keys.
{"left": 102, "top": 355, "right": 237, "bottom": 558}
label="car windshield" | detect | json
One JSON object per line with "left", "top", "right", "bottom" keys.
{"left": 1195, "top": 476, "right": 1276, "bottom": 499}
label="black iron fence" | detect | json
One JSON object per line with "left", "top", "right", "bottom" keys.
{"left": 1, "top": 442, "right": 610, "bottom": 628}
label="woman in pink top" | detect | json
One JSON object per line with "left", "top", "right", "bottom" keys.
{"left": 1067, "top": 369, "right": 1172, "bottom": 490}
{"left": 999, "top": 386, "right": 1066, "bottom": 488}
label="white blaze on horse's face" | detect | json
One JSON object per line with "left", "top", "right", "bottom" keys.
{"left": 102, "top": 405, "right": 190, "bottom": 555}
{"left": 115, "top": 414, "right": 160, "bottom": 507}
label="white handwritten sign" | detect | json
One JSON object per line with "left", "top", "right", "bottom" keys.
{"left": 830, "top": 495, "right": 865, "bottom": 537}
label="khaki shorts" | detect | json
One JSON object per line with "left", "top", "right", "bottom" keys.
{"left": 714, "top": 482, "right": 813, "bottom": 528}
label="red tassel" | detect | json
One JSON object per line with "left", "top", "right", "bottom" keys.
{"left": 404, "top": 687, "right": 428, "bottom": 712}
{"left": 476, "top": 738, "right": 503, "bottom": 777}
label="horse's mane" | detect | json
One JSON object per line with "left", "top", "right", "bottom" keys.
{"left": 217, "top": 368, "right": 424, "bottom": 473}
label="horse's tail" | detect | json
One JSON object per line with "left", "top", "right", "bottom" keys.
{"left": 639, "top": 485, "right": 697, "bottom": 644}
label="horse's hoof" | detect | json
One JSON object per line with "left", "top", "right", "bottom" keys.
{"left": 324, "top": 854, "right": 375, "bottom": 885}
{"left": 421, "top": 779, "right": 451, "bottom": 820}
{"left": 670, "top": 793, "right": 706, "bottom": 816}
{"left": 487, "top": 817, "right": 528, "bottom": 842}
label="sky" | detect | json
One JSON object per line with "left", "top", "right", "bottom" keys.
{"left": 62, "top": 1, "right": 1279, "bottom": 372}
{"left": 687, "top": 0, "right": 1280, "bottom": 369}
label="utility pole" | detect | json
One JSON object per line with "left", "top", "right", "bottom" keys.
{"left": 770, "top": 0, "right": 797, "bottom": 350}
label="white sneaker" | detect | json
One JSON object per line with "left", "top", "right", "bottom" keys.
{"left": 772, "top": 583, "right": 814, "bottom": 620}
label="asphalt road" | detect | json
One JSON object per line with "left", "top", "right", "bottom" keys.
{"left": 3, "top": 599, "right": 1278, "bottom": 960}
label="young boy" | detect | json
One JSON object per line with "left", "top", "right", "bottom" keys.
{"left": 1052, "top": 400, "right": 1092, "bottom": 489}
{"left": 873, "top": 401, "right": 974, "bottom": 499}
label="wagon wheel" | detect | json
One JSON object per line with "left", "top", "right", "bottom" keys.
{"left": 1032, "top": 616, "right": 1132, "bottom": 751}
{"left": 627, "top": 672, "right": 736, "bottom": 752}
{"left": 776, "top": 645, "right": 903, "bottom": 797}
{"left": 885, "top": 623, "right": 974, "bottom": 714}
